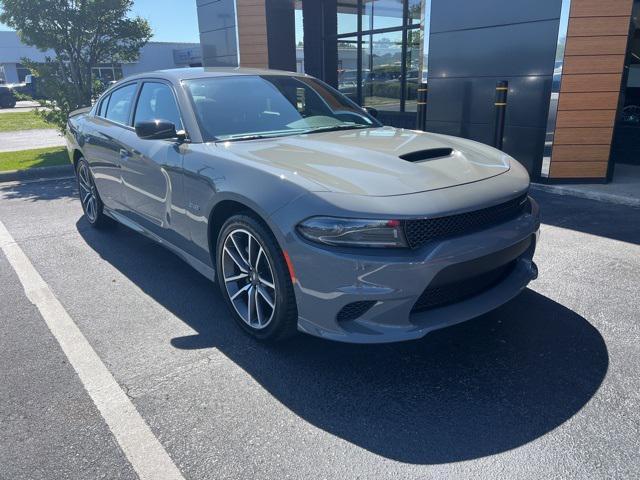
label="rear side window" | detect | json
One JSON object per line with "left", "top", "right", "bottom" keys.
{"left": 133, "top": 82, "right": 183, "bottom": 130}
{"left": 105, "top": 83, "right": 137, "bottom": 125}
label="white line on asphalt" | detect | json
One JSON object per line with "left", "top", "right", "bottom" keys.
{"left": 0, "top": 219, "right": 186, "bottom": 480}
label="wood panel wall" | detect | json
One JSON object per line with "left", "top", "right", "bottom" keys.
{"left": 549, "top": 0, "right": 633, "bottom": 179}
{"left": 236, "top": 0, "right": 269, "bottom": 68}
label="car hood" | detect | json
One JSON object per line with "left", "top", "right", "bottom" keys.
{"left": 215, "top": 127, "right": 512, "bottom": 197}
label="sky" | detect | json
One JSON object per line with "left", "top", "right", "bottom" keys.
{"left": 0, "top": 0, "right": 201, "bottom": 44}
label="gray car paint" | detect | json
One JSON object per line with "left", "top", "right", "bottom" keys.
{"left": 66, "top": 67, "right": 539, "bottom": 343}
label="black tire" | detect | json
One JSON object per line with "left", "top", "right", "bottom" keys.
{"left": 216, "top": 214, "right": 298, "bottom": 342}
{"left": 76, "top": 157, "right": 112, "bottom": 229}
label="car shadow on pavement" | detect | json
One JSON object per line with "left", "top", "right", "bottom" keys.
{"left": 533, "top": 190, "right": 640, "bottom": 245}
{"left": 77, "top": 218, "right": 609, "bottom": 465}
{"left": 0, "top": 176, "right": 76, "bottom": 202}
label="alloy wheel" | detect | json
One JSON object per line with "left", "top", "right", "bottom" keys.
{"left": 221, "top": 228, "right": 277, "bottom": 329}
{"left": 78, "top": 162, "right": 98, "bottom": 223}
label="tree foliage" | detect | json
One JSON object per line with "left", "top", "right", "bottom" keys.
{"left": 0, "top": 0, "right": 151, "bottom": 130}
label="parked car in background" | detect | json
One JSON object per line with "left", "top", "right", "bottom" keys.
{"left": 66, "top": 67, "right": 540, "bottom": 344}
{"left": 0, "top": 75, "right": 43, "bottom": 108}
{"left": 0, "top": 83, "right": 18, "bottom": 108}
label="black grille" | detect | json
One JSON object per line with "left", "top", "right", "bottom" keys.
{"left": 404, "top": 194, "right": 529, "bottom": 249}
{"left": 337, "top": 301, "right": 376, "bottom": 322}
{"left": 411, "top": 261, "right": 516, "bottom": 313}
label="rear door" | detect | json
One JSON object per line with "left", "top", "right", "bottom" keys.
{"left": 82, "top": 82, "right": 138, "bottom": 209}
{"left": 118, "top": 80, "right": 189, "bottom": 247}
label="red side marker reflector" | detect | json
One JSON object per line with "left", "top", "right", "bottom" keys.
{"left": 283, "top": 251, "right": 296, "bottom": 282}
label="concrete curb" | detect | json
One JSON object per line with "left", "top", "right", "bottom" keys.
{"left": 532, "top": 183, "right": 640, "bottom": 208}
{"left": 0, "top": 164, "right": 74, "bottom": 183}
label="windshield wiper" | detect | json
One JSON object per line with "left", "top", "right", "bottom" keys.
{"left": 304, "top": 124, "right": 371, "bottom": 134}
{"left": 219, "top": 134, "right": 274, "bottom": 142}
{"left": 216, "top": 124, "right": 370, "bottom": 142}
{"left": 216, "top": 130, "right": 307, "bottom": 143}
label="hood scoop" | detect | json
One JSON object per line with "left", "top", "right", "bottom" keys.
{"left": 399, "top": 148, "right": 454, "bottom": 163}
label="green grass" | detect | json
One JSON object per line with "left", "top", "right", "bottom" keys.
{"left": 0, "top": 146, "right": 68, "bottom": 172}
{"left": 0, "top": 110, "right": 53, "bottom": 132}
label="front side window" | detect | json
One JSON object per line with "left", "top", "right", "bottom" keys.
{"left": 134, "top": 82, "right": 183, "bottom": 130}
{"left": 105, "top": 83, "right": 137, "bottom": 125}
{"left": 185, "top": 75, "right": 379, "bottom": 141}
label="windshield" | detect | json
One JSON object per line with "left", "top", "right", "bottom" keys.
{"left": 184, "top": 75, "right": 381, "bottom": 141}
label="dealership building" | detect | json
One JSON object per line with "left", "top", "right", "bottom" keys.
{"left": 197, "top": 0, "right": 640, "bottom": 184}
{"left": 0, "top": 31, "right": 202, "bottom": 86}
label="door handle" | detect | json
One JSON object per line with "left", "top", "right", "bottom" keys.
{"left": 119, "top": 149, "right": 130, "bottom": 160}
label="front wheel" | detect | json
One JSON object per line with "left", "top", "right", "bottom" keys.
{"left": 76, "top": 157, "right": 111, "bottom": 228}
{"left": 216, "top": 214, "right": 298, "bottom": 342}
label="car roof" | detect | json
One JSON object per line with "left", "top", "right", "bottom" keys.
{"left": 122, "top": 67, "right": 307, "bottom": 84}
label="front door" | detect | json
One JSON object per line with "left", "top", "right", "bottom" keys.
{"left": 119, "top": 81, "right": 188, "bottom": 246}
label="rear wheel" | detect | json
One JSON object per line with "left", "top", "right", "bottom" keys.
{"left": 216, "top": 214, "right": 298, "bottom": 341}
{"left": 76, "top": 157, "right": 111, "bottom": 228}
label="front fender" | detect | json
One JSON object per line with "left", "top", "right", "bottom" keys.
{"left": 182, "top": 150, "right": 311, "bottom": 266}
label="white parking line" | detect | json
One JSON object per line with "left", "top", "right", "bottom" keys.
{"left": 0, "top": 219, "right": 186, "bottom": 480}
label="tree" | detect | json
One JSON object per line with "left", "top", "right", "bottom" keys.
{"left": 0, "top": 0, "right": 151, "bottom": 130}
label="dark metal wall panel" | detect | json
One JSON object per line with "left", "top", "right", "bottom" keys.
{"left": 426, "top": 76, "right": 552, "bottom": 129}
{"left": 302, "top": 0, "right": 338, "bottom": 86}
{"left": 428, "top": 20, "right": 560, "bottom": 79}
{"left": 503, "top": 126, "right": 547, "bottom": 173}
{"left": 425, "top": 121, "right": 547, "bottom": 173}
{"left": 197, "top": 0, "right": 238, "bottom": 67}
{"left": 265, "top": 0, "right": 296, "bottom": 71}
{"left": 426, "top": 0, "right": 562, "bottom": 177}
{"left": 430, "top": 0, "right": 562, "bottom": 33}
{"left": 197, "top": 0, "right": 236, "bottom": 33}
{"left": 378, "top": 112, "right": 417, "bottom": 129}
{"left": 200, "top": 27, "right": 237, "bottom": 60}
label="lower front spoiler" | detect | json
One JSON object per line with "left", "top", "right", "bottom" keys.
{"left": 297, "top": 257, "right": 538, "bottom": 344}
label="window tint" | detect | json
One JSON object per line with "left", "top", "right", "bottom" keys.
{"left": 98, "top": 95, "right": 110, "bottom": 117}
{"left": 105, "top": 83, "right": 137, "bottom": 125}
{"left": 133, "top": 82, "right": 183, "bottom": 130}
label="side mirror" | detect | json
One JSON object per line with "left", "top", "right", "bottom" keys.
{"left": 363, "top": 106, "right": 378, "bottom": 118}
{"left": 135, "top": 120, "right": 185, "bottom": 140}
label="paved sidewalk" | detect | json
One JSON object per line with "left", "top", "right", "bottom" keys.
{"left": 0, "top": 100, "right": 41, "bottom": 113}
{"left": 0, "top": 128, "right": 65, "bottom": 153}
{"left": 533, "top": 164, "right": 640, "bottom": 208}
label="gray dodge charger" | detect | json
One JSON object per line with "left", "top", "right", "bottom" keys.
{"left": 66, "top": 67, "right": 540, "bottom": 344}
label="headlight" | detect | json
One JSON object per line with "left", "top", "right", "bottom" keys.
{"left": 297, "top": 217, "right": 408, "bottom": 248}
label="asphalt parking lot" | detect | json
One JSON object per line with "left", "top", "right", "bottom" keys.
{"left": 1, "top": 177, "right": 638, "bottom": 479}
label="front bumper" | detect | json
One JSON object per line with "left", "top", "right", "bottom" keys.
{"left": 278, "top": 198, "right": 540, "bottom": 344}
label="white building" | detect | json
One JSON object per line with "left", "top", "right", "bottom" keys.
{"left": 0, "top": 31, "right": 202, "bottom": 84}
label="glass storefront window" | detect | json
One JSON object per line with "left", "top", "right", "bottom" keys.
{"left": 326, "top": 0, "right": 425, "bottom": 118}
{"left": 338, "top": 0, "right": 359, "bottom": 35}
{"left": 407, "top": 0, "right": 422, "bottom": 26}
{"left": 362, "top": 0, "right": 404, "bottom": 31}
{"left": 92, "top": 65, "right": 123, "bottom": 84}
{"left": 362, "top": 31, "right": 403, "bottom": 111}
{"left": 404, "top": 28, "right": 421, "bottom": 112}
{"left": 337, "top": 36, "right": 359, "bottom": 102}
{"left": 295, "top": 0, "right": 304, "bottom": 73}
{"left": 16, "top": 63, "right": 31, "bottom": 83}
